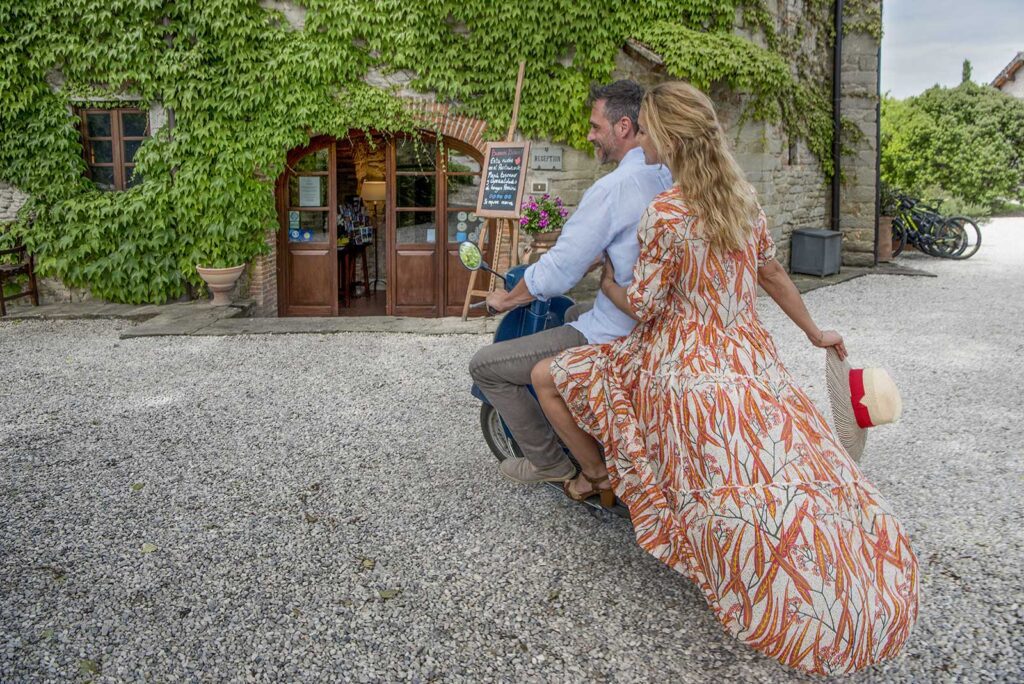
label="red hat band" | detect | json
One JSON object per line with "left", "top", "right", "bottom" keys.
{"left": 849, "top": 369, "right": 875, "bottom": 429}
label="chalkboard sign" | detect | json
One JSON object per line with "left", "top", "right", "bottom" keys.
{"left": 476, "top": 141, "right": 530, "bottom": 219}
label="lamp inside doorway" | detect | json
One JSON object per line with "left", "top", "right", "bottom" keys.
{"left": 359, "top": 180, "right": 386, "bottom": 291}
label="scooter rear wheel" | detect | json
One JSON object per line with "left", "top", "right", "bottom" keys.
{"left": 480, "top": 404, "right": 524, "bottom": 462}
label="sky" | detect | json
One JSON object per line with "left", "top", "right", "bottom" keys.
{"left": 881, "top": 0, "right": 1023, "bottom": 99}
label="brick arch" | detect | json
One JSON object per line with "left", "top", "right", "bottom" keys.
{"left": 404, "top": 100, "right": 489, "bottom": 156}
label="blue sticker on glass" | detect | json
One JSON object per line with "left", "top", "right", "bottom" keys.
{"left": 456, "top": 231, "right": 467, "bottom": 242}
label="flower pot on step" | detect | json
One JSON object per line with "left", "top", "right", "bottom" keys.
{"left": 196, "top": 264, "right": 245, "bottom": 306}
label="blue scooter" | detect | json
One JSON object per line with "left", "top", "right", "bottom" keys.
{"left": 458, "top": 241, "right": 630, "bottom": 518}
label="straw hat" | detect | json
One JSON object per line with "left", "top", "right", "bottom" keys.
{"left": 825, "top": 348, "right": 902, "bottom": 462}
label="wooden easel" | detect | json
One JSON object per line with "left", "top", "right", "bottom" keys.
{"left": 462, "top": 61, "right": 526, "bottom": 321}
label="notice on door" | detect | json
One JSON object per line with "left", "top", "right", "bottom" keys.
{"left": 298, "top": 176, "right": 322, "bottom": 207}
{"left": 476, "top": 141, "right": 530, "bottom": 219}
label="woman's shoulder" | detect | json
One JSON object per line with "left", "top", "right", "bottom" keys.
{"left": 647, "top": 187, "right": 691, "bottom": 216}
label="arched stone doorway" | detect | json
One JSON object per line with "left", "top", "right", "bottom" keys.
{"left": 275, "top": 130, "right": 490, "bottom": 317}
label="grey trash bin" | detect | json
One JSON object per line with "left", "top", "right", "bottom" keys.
{"left": 790, "top": 228, "right": 842, "bottom": 277}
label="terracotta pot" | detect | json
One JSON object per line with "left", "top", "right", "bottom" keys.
{"left": 196, "top": 264, "right": 245, "bottom": 306}
{"left": 877, "top": 216, "right": 894, "bottom": 262}
{"left": 525, "top": 230, "right": 561, "bottom": 263}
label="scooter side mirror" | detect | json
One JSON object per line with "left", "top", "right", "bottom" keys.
{"left": 458, "top": 241, "right": 506, "bottom": 283}
{"left": 458, "top": 241, "right": 484, "bottom": 271}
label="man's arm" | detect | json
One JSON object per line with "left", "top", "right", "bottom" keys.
{"left": 486, "top": 184, "right": 613, "bottom": 313}
{"left": 487, "top": 253, "right": 605, "bottom": 313}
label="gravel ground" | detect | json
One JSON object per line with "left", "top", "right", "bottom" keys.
{"left": 2, "top": 219, "right": 1022, "bottom": 683}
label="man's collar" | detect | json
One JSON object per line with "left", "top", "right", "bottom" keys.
{"left": 617, "top": 146, "right": 646, "bottom": 167}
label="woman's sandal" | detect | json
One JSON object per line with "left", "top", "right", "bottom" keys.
{"left": 562, "top": 472, "right": 616, "bottom": 509}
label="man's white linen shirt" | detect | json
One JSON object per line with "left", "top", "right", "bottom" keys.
{"left": 523, "top": 146, "right": 673, "bottom": 344}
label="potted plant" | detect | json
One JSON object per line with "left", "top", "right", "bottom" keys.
{"left": 194, "top": 224, "right": 264, "bottom": 306}
{"left": 878, "top": 181, "right": 900, "bottom": 262}
{"left": 520, "top": 194, "right": 569, "bottom": 262}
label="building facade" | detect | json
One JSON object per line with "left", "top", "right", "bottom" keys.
{"left": 1, "top": 1, "right": 883, "bottom": 318}
{"left": 992, "top": 52, "right": 1024, "bottom": 98}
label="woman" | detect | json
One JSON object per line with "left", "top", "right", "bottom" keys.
{"left": 530, "top": 82, "right": 918, "bottom": 675}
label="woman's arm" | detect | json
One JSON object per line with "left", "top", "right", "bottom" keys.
{"left": 757, "top": 260, "right": 847, "bottom": 359}
{"left": 600, "top": 260, "right": 640, "bottom": 321}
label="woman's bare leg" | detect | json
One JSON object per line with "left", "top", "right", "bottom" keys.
{"left": 531, "top": 357, "right": 608, "bottom": 497}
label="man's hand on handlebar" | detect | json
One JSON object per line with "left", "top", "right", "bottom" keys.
{"left": 486, "top": 290, "right": 513, "bottom": 314}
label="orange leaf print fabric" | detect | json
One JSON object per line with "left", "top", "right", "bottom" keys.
{"left": 551, "top": 189, "right": 919, "bottom": 675}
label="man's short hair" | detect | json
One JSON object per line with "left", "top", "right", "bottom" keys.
{"left": 588, "top": 80, "right": 644, "bottom": 132}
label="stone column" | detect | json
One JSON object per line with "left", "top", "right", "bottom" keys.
{"left": 838, "top": 12, "right": 882, "bottom": 267}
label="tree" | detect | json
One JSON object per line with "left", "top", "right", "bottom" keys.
{"left": 961, "top": 59, "right": 973, "bottom": 84}
{"left": 881, "top": 82, "right": 1024, "bottom": 212}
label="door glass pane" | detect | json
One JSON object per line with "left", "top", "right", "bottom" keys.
{"left": 121, "top": 111, "right": 148, "bottom": 136}
{"left": 446, "top": 174, "right": 480, "bottom": 207}
{"left": 396, "top": 138, "right": 436, "bottom": 172}
{"left": 124, "top": 139, "right": 143, "bottom": 163}
{"left": 447, "top": 211, "right": 486, "bottom": 244}
{"left": 289, "top": 174, "right": 327, "bottom": 207}
{"left": 286, "top": 210, "right": 328, "bottom": 243}
{"left": 293, "top": 148, "right": 329, "bottom": 172}
{"left": 446, "top": 147, "right": 480, "bottom": 173}
{"left": 89, "top": 140, "right": 113, "bottom": 164}
{"left": 126, "top": 166, "right": 142, "bottom": 187}
{"left": 90, "top": 166, "right": 115, "bottom": 190}
{"left": 397, "top": 174, "right": 436, "bottom": 207}
{"left": 86, "top": 112, "right": 111, "bottom": 137}
{"left": 396, "top": 211, "right": 436, "bottom": 244}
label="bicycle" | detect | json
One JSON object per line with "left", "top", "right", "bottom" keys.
{"left": 890, "top": 194, "right": 982, "bottom": 260}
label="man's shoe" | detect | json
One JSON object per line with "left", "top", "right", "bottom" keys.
{"left": 499, "top": 457, "right": 577, "bottom": 484}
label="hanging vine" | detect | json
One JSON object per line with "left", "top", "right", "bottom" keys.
{"left": 0, "top": 0, "right": 875, "bottom": 304}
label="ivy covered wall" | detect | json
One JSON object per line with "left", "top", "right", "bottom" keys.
{"left": 0, "top": 0, "right": 881, "bottom": 306}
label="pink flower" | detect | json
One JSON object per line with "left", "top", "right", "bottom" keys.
{"left": 520, "top": 216, "right": 529, "bottom": 226}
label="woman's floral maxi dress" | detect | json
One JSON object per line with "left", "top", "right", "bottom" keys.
{"left": 551, "top": 189, "right": 918, "bottom": 675}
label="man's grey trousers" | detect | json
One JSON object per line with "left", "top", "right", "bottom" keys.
{"left": 468, "top": 304, "right": 590, "bottom": 469}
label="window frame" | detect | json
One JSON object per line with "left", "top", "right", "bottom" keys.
{"left": 75, "top": 106, "right": 150, "bottom": 190}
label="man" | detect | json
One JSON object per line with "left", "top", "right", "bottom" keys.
{"left": 469, "top": 79, "right": 673, "bottom": 484}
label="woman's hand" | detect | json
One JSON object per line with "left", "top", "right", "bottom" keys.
{"left": 600, "top": 254, "right": 616, "bottom": 292}
{"left": 809, "top": 329, "right": 847, "bottom": 360}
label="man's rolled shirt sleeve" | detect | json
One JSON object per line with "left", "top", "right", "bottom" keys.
{"left": 523, "top": 185, "right": 613, "bottom": 301}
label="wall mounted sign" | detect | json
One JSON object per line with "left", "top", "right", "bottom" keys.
{"left": 476, "top": 141, "right": 530, "bottom": 219}
{"left": 530, "top": 145, "right": 562, "bottom": 171}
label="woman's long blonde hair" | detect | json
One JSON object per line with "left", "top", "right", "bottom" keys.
{"left": 641, "top": 81, "right": 758, "bottom": 252}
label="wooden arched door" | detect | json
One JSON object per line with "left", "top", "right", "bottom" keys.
{"left": 277, "top": 133, "right": 488, "bottom": 317}
{"left": 277, "top": 137, "right": 337, "bottom": 316}
{"left": 388, "top": 135, "right": 488, "bottom": 317}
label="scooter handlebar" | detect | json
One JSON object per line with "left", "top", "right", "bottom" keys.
{"left": 469, "top": 300, "right": 500, "bottom": 316}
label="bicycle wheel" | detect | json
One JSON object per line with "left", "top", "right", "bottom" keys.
{"left": 891, "top": 218, "right": 908, "bottom": 257}
{"left": 923, "top": 220, "right": 961, "bottom": 258}
{"left": 943, "top": 216, "right": 982, "bottom": 259}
